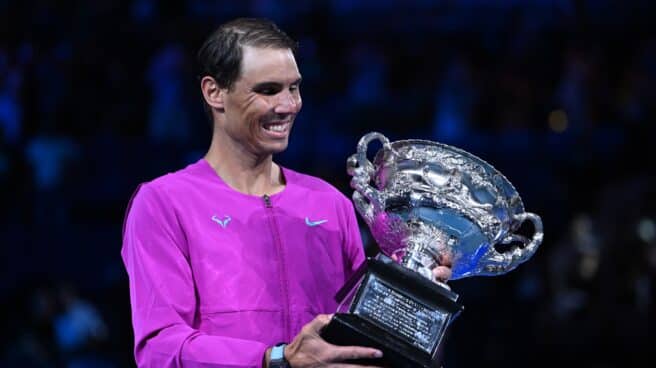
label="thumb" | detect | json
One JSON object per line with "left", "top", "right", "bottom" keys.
{"left": 307, "top": 314, "right": 334, "bottom": 333}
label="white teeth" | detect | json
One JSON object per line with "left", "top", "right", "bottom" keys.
{"left": 264, "top": 123, "right": 287, "bottom": 132}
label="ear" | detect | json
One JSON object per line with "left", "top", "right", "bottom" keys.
{"left": 201, "top": 76, "right": 225, "bottom": 112}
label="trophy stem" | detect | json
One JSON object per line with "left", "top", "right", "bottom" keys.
{"left": 400, "top": 234, "right": 452, "bottom": 291}
{"left": 400, "top": 241, "right": 436, "bottom": 282}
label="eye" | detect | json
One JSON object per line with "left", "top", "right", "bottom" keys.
{"left": 256, "top": 87, "right": 280, "bottom": 96}
{"left": 253, "top": 83, "right": 282, "bottom": 96}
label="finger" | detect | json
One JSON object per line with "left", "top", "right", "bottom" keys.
{"left": 328, "top": 345, "right": 383, "bottom": 361}
{"left": 432, "top": 265, "right": 452, "bottom": 282}
{"left": 306, "top": 313, "right": 333, "bottom": 333}
{"left": 437, "top": 253, "right": 453, "bottom": 267}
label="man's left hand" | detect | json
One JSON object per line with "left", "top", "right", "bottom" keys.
{"left": 432, "top": 253, "right": 452, "bottom": 282}
{"left": 390, "top": 253, "right": 452, "bottom": 283}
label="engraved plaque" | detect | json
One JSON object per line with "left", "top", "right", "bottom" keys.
{"left": 352, "top": 274, "right": 448, "bottom": 353}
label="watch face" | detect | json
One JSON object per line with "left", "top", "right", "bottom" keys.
{"left": 270, "top": 344, "right": 288, "bottom": 368}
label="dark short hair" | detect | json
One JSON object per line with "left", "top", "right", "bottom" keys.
{"left": 197, "top": 18, "right": 298, "bottom": 91}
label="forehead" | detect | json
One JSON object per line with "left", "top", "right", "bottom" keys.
{"left": 238, "top": 46, "right": 300, "bottom": 85}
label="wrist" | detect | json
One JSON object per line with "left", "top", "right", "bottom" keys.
{"left": 263, "top": 347, "right": 272, "bottom": 368}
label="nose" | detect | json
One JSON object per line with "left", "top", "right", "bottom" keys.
{"left": 274, "top": 90, "right": 301, "bottom": 114}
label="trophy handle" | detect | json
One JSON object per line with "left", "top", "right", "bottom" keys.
{"left": 347, "top": 132, "right": 394, "bottom": 222}
{"left": 483, "top": 212, "right": 544, "bottom": 274}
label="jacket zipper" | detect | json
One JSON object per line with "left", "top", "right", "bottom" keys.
{"left": 263, "top": 194, "right": 291, "bottom": 341}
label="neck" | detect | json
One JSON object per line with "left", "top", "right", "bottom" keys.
{"left": 204, "top": 130, "right": 285, "bottom": 196}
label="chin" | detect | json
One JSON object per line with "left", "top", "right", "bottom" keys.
{"left": 263, "top": 140, "right": 289, "bottom": 155}
{"left": 271, "top": 144, "right": 289, "bottom": 154}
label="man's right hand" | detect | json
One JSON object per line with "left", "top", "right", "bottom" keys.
{"left": 278, "top": 314, "right": 384, "bottom": 368}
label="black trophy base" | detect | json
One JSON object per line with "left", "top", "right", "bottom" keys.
{"left": 321, "top": 313, "right": 430, "bottom": 367}
{"left": 321, "top": 256, "right": 463, "bottom": 368}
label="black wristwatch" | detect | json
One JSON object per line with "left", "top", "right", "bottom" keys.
{"left": 269, "top": 343, "right": 290, "bottom": 368}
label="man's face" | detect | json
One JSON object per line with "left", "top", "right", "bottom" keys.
{"left": 218, "top": 45, "right": 302, "bottom": 157}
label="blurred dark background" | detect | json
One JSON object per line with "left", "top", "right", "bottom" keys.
{"left": 1, "top": 0, "right": 655, "bottom": 367}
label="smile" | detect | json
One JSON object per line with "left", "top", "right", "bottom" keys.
{"left": 263, "top": 121, "right": 292, "bottom": 133}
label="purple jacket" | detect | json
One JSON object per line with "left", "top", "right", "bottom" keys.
{"left": 121, "top": 159, "right": 364, "bottom": 367}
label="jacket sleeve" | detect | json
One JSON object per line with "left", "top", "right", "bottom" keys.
{"left": 121, "top": 183, "right": 269, "bottom": 368}
{"left": 340, "top": 194, "right": 366, "bottom": 275}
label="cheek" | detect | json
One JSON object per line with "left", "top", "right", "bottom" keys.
{"left": 245, "top": 97, "right": 272, "bottom": 118}
{"left": 243, "top": 103, "right": 271, "bottom": 132}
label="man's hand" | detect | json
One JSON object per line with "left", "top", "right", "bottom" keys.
{"left": 268, "top": 314, "right": 383, "bottom": 368}
{"left": 390, "top": 253, "right": 453, "bottom": 283}
{"left": 431, "top": 253, "right": 453, "bottom": 283}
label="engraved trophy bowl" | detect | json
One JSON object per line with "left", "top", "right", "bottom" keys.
{"left": 346, "top": 131, "right": 544, "bottom": 282}
{"left": 321, "top": 132, "right": 543, "bottom": 368}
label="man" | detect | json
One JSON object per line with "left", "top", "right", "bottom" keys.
{"left": 121, "top": 18, "right": 451, "bottom": 367}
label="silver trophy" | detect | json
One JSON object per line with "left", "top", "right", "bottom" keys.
{"left": 322, "top": 132, "right": 543, "bottom": 367}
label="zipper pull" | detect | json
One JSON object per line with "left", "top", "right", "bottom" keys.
{"left": 263, "top": 194, "right": 272, "bottom": 208}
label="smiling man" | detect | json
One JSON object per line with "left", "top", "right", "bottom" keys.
{"left": 121, "top": 18, "right": 388, "bottom": 368}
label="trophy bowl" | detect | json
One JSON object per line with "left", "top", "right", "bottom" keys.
{"left": 347, "top": 132, "right": 543, "bottom": 282}
{"left": 321, "top": 132, "right": 543, "bottom": 368}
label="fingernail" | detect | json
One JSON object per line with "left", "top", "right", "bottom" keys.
{"left": 373, "top": 350, "right": 383, "bottom": 358}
